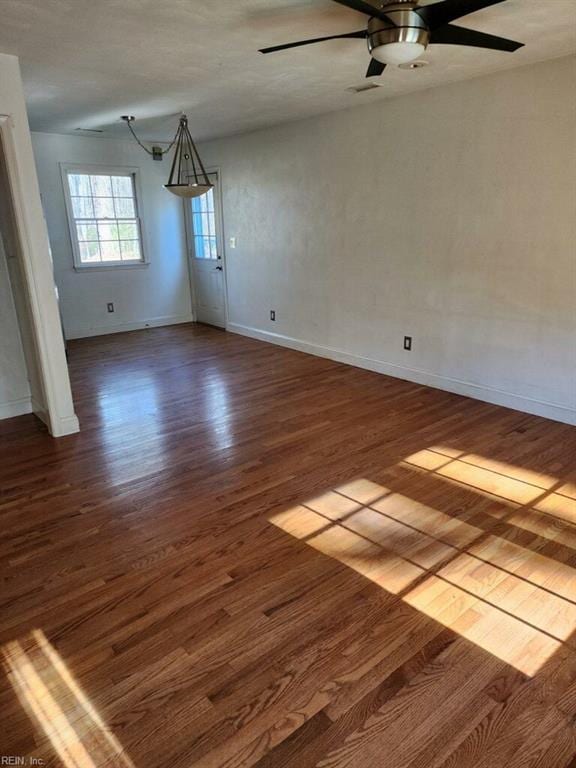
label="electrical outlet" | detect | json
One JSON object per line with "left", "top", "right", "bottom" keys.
{"left": 404, "top": 336, "right": 412, "bottom": 351}
{"left": 107, "top": 302, "right": 115, "bottom": 313}
{"left": 270, "top": 310, "right": 276, "bottom": 322}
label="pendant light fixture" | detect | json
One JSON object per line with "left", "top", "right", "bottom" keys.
{"left": 121, "top": 114, "right": 213, "bottom": 199}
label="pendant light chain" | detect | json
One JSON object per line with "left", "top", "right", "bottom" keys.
{"left": 121, "top": 113, "right": 213, "bottom": 198}
{"left": 124, "top": 117, "right": 179, "bottom": 157}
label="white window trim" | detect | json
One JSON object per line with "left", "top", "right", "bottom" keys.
{"left": 60, "top": 162, "right": 149, "bottom": 270}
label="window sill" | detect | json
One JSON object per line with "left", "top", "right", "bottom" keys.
{"left": 73, "top": 262, "right": 150, "bottom": 272}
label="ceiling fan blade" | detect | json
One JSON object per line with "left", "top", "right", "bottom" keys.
{"left": 332, "top": 0, "right": 397, "bottom": 25}
{"left": 430, "top": 24, "right": 524, "bottom": 51}
{"left": 414, "top": 0, "right": 507, "bottom": 31}
{"left": 366, "top": 58, "right": 386, "bottom": 77}
{"left": 259, "top": 30, "right": 366, "bottom": 54}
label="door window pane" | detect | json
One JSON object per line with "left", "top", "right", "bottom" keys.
{"left": 191, "top": 188, "right": 218, "bottom": 260}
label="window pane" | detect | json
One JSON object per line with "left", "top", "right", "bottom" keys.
{"left": 100, "top": 241, "right": 121, "bottom": 261}
{"left": 201, "top": 213, "right": 210, "bottom": 237}
{"left": 194, "top": 236, "right": 205, "bottom": 259}
{"left": 209, "top": 237, "right": 217, "bottom": 258}
{"left": 76, "top": 223, "right": 98, "bottom": 242}
{"left": 68, "top": 174, "right": 91, "bottom": 196}
{"left": 68, "top": 168, "right": 142, "bottom": 267}
{"left": 118, "top": 221, "right": 138, "bottom": 239}
{"left": 192, "top": 212, "right": 203, "bottom": 236}
{"left": 111, "top": 176, "right": 132, "bottom": 197}
{"left": 71, "top": 197, "right": 94, "bottom": 219}
{"left": 79, "top": 241, "right": 101, "bottom": 263}
{"left": 114, "top": 197, "right": 135, "bottom": 218}
{"left": 120, "top": 240, "right": 141, "bottom": 261}
{"left": 93, "top": 197, "right": 115, "bottom": 218}
{"left": 98, "top": 221, "right": 119, "bottom": 241}
{"left": 206, "top": 189, "right": 214, "bottom": 211}
{"left": 208, "top": 212, "right": 216, "bottom": 237}
{"left": 90, "top": 175, "right": 112, "bottom": 197}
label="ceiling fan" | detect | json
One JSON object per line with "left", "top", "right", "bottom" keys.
{"left": 259, "top": 0, "right": 524, "bottom": 78}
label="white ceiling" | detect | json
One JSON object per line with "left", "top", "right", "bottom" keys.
{"left": 0, "top": 0, "right": 575, "bottom": 142}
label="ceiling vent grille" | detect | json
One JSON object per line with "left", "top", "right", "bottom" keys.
{"left": 347, "top": 82, "right": 382, "bottom": 94}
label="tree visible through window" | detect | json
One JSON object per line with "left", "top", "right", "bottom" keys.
{"left": 63, "top": 168, "right": 145, "bottom": 267}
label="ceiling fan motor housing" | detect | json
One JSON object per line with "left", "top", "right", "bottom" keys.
{"left": 367, "top": 2, "right": 430, "bottom": 57}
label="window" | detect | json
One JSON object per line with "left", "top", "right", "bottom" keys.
{"left": 62, "top": 165, "right": 145, "bottom": 268}
{"left": 191, "top": 186, "right": 218, "bottom": 259}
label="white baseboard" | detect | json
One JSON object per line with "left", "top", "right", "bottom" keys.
{"left": 0, "top": 396, "right": 32, "bottom": 420}
{"left": 66, "top": 314, "right": 194, "bottom": 340}
{"left": 30, "top": 397, "right": 80, "bottom": 437}
{"left": 50, "top": 413, "right": 81, "bottom": 437}
{"left": 227, "top": 322, "right": 576, "bottom": 427}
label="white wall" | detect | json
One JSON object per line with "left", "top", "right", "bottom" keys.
{"left": 0, "top": 232, "right": 31, "bottom": 418}
{"left": 32, "top": 133, "right": 192, "bottom": 339}
{"left": 202, "top": 55, "right": 576, "bottom": 425}
{"left": 0, "top": 52, "right": 78, "bottom": 435}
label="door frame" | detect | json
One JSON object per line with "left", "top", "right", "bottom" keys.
{"left": 0, "top": 114, "right": 79, "bottom": 436}
{"left": 183, "top": 167, "right": 229, "bottom": 329}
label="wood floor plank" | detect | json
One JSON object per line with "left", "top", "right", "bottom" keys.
{"left": 1, "top": 324, "right": 575, "bottom": 767}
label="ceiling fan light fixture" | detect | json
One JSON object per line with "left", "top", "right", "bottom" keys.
{"left": 371, "top": 41, "right": 426, "bottom": 65}
{"left": 367, "top": 10, "right": 430, "bottom": 67}
{"left": 259, "top": 1, "right": 525, "bottom": 80}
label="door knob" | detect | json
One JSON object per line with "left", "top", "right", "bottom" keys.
{"left": 215, "top": 266, "right": 223, "bottom": 271}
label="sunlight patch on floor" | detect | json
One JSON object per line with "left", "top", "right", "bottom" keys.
{"left": 402, "top": 448, "right": 575, "bottom": 522}
{"left": 270, "top": 451, "right": 576, "bottom": 677}
{"left": 2, "top": 630, "right": 134, "bottom": 768}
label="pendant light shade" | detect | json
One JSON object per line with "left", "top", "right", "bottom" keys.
{"left": 121, "top": 113, "right": 213, "bottom": 198}
{"left": 165, "top": 115, "right": 213, "bottom": 199}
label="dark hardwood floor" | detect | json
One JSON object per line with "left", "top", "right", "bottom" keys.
{"left": 1, "top": 323, "right": 576, "bottom": 767}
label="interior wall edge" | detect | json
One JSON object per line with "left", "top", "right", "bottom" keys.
{"left": 0, "top": 53, "right": 79, "bottom": 437}
{"left": 227, "top": 322, "right": 576, "bottom": 427}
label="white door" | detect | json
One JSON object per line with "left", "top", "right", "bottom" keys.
{"left": 187, "top": 173, "right": 226, "bottom": 328}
